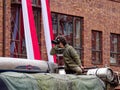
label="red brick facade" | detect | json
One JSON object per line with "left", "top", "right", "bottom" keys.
{"left": 0, "top": 0, "right": 11, "bottom": 57}
{"left": 50, "top": 0, "right": 120, "bottom": 88}
{"left": 0, "top": 0, "right": 120, "bottom": 72}
{"left": 0, "top": 0, "right": 3, "bottom": 56}
{"left": 50, "top": 0, "right": 120, "bottom": 71}
{"left": 0, "top": 0, "right": 120, "bottom": 88}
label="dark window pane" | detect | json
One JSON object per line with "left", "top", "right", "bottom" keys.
{"left": 51, "top": 13, "right": 83, "bottom": 65}
{"left": 92, "top": 51, "right": 102, "bottom": 64}
{"left": 32, "top": 0, "right": 37, "bottom": 5}
{"left": 73, "top": 18, "right": 83, "bottom": 60}
{"left": 92, "top": 31, "right": 96, "bottom": 50}
{"left": 110, "top": 33, "right": 120, "bottom": 65}
{"left": 11, "top": 7, "right": 26, "bottom": 58}
{"left": 52, "top": 13, "right": 58, "bottom": 38}
{"left": 118, "top": 35, "right": 120, "bottom": 52}
{"left": 118, "top": 54, "right": 120, "bottom": 64}
{"left": 11, "top": 1, "right": 41, "bottom": 58}
{"left": 32, "top": 0, "right": 41, "bottom": 6}
{"left": 110, "top": 53, "right": 117, "bottom": 64}
{"left": 33, "top": 8, "right": 41, "bottom": 43}
{"left": 74, "top": 19, "right": 81, "bottom": 48}
{"left": 11, "top": 0, "right": 19, "bottom": 2}
{"left": 59, "top": 15, "right": 73, "bottom": 45}
{"left": 92, "top": 31, "right": 101, "bottom": 50}
{"left": 92, "top": 30, "right": 102, "bottom": 64}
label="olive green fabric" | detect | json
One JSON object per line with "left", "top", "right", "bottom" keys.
{"left": 0, "top": 72, "right": 39, "bottom": 90}
{"left": 0, "top": 72, "right": 105, "bottom": 90}
{"left": 50, "top": 44, "right": 82, "bottom": 69}
{"left": 63, "top": 44, "right": 81, "bottom": 69}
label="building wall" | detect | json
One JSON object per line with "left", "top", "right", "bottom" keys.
{"left": 0, "top": 0, "right": 119, "bottom": 72}
{"left": 0, "top": 0, "right": 3, "bottom": 56}
{"left": 40, "top": 21, "right": 48, "bottom": 60}
{"left": 50, "top": 0, "right": 120, "bottom": 72}
{"left": 0, "top": 0, "right": 119, "bottom": 89}
{"left": 5, "top": 0, "right": 11, "bottom": 56}
{"left": 0, "top": 0, "right": 11, "bottom": 57}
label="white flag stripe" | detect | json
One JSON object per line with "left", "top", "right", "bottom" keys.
{"left": 21, "top": 0, "right": 34, "bottom": 59}
{"left": 41, "top": 0, "right": 54, "bottom": 62}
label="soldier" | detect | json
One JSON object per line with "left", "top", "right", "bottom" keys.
{"left": 50, "top": 35, "right": 84, "bottom": 75}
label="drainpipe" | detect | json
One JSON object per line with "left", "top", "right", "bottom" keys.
{"left": 2, "top": 0, "right": 6, "bottom": 56}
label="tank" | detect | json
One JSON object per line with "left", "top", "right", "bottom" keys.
{"left": 0, "top": 57, "right": 119, "bottom": 90}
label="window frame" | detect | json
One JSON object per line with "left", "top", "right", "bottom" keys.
{"left": 110, "top": 33, "right": 120, "bottom": 66}
{"left": 73, "top": 17, "right": 84, "bottom": 62}
{"left": 11, "top": 0, "right": 41, "bottom": 58}
{"left": 91, "top": 30, "right": 102, "bottom": 64}
{"left": 51, "top": 12, "right": 84, "bottom": 63}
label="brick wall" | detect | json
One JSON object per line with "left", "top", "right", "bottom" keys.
{"left": 0, "top": 0, "right": 119, "bottom": 73}
{"left": 5, "top": 0, "right": 11, "bottom": 56}
{"left": 0, "top": 0, "right": 119, "bottom": 89}
{"left": 40, "top": 20, "right": 48, "bottom": 60}
{"left": 0, "top": 0, "right": 3, "bottom": 56}
{"left": 50, "top": 0, "right": 120, "bottom": 72}
{"left": 2, "top": 0, "right": 118, "bottom": 70}
{"left": 0, "top": 0, "right": 11, "bottom": 57}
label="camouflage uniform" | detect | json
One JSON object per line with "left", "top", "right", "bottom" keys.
{"left": 50, "top": 44, "right": 82, "bottom": 75}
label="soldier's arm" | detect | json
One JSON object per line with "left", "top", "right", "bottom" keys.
{"left": 69, "top": 47, "right": 82, "bottom": 66}
{"left": 50, "top": 45, "right": 59, "bottom": 55}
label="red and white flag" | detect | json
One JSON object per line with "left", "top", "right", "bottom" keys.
{"left": 21, "top": 0, "right": 41, "bottom": 60}
{"left": 41, "top": 0, "right": 56, "bottom": 63}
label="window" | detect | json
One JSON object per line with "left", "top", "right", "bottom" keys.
{"left": 11, "top": 0, "right": 41, "bottom": 58}
{"left": 73, "top": 18, "right": 83, "bottom": 60}
{"left": 52, "top": 13, "right": 83, "bottom": 64}
{"left": 110, "top": 33, "right": 120, "bottom": 65}
{"left": 92, "top": 30, "right": 102, "bottom": 64}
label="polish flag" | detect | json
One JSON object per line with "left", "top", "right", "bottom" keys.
{"left": 41, "top": 0, "right": 56, "bottom": 63}
{"left": 21, "top": 0, "right": 41, "bottom": 60}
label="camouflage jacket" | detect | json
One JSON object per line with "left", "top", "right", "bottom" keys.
{"left": 50, "top": 44, "right": 81, "bottom": 69}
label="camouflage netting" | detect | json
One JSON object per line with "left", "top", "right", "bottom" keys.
{"left": 0, "top": 72, "right": 105, "bottom": 90}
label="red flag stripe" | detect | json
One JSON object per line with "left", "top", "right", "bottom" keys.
{"left": 22, "top": 0, "right": 41, "bottom": 60}
{"left": 26, "top": 0, "right": 41, "bottom": 60}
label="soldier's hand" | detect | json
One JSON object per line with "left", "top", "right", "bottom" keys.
{"left": 80, "top": 65, "right": 84, "bottom": 72}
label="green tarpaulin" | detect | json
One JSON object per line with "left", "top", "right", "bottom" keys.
{"left": 0, "top": 72, "right": 105, "bottom": 90}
